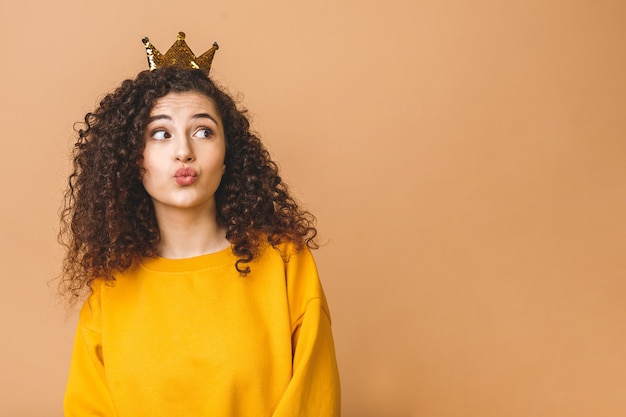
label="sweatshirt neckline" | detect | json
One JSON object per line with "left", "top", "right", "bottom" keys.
{"left": 140, "top": 245, "right": 235, "bottom": 273}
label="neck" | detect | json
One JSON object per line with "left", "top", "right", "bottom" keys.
{"left": 154, "top": 206, "right": 230, "bottom": 259}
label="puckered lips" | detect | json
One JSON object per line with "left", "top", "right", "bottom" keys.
{"left": 174, "top": 167, "right": 197, "bottom": 186}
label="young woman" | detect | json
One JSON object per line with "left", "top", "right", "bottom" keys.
{"left": 59, "top": 38, "right": 340, "bottom": 416}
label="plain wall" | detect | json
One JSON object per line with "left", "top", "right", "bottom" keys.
{"left": 1, "top": 0, "right": 625, "bottom": 416}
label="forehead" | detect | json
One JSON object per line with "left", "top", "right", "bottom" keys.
{"left": 150, "top": 91, "right": 220, "bottom": 119}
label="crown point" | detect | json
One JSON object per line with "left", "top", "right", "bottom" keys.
{"left": 142, "top": 32, "right": 218, "bottom": 74}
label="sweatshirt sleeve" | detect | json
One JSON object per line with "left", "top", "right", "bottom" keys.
{"left": 64, "top": 282, "right": 117, "bottom": 417}
{"left": 271, "top": 246, "right": 341, "bottom": 417}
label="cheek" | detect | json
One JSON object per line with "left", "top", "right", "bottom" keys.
{"left": 139, "top": 159, "right": 151, "bottom": 182}
{"left": 139, "top": 155, "right": 159, "bottom": 188}
{"left": 140, "top": 147, "right": 160, "bottom": 175}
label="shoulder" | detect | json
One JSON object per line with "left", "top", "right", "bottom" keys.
{"left": 77, "top": 278, "right": 109, "bottom": 331}
{"left": 266, "top": 239, "right": 313, "bottom": 263}
{"left": 251, "top": 238, "right": 320, "bottom": 288}
{"left": 250, "top": 240, "right": 317, "bottom": 281}
{"left": 265, "top": 240, "right": 327, "bottom": 309}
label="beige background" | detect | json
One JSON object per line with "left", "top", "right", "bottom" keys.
{"left": 1, "top": 0, "right": 625, "bottom": 416}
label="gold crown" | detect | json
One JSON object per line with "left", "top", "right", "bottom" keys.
{"left": 141, "top": 32, "right": 219, "bottom": 73}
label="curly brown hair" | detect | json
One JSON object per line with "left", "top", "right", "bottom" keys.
{"left": 59, "top": 67, "right": 317, "bottom": 303}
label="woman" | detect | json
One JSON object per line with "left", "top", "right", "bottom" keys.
{"left": 59, "top": 35, "right": 340, "bottom": 416}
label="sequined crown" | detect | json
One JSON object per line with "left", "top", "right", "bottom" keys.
{"left": 142, "top": 32, "right": 219, "bottom": 74}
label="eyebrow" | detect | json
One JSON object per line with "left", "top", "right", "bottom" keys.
{"left": 193, "top": 113, "right": 219, "bottom": 124}
{"left": 147, "top": 113, "right": 219, "bottom": 125}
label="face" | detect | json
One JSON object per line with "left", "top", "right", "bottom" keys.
{"left": 141, "top": 91, "right": 226, "bottom": 217}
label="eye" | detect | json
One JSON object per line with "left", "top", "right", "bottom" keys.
{"left": 195, "top": 128, "right": 214, "bottom": 139}
{"left": 151, "top": 129, "right": 171, "bottom": 140}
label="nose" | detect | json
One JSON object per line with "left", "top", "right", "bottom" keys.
{"left": 175, "top": 136, "right": 195, "bottom": 162}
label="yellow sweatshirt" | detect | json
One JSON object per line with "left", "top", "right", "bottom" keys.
{"left": 64, "top": 243, "right": 340, "bottom": 416}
